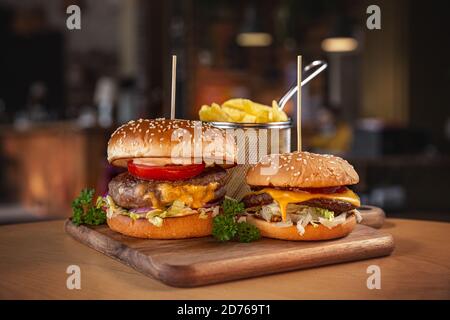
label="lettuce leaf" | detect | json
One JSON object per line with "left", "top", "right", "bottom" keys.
{"left": 257, "top": 202, "right": 351, "bottom": 235}
{"left": 104, "top": 196, "right": 221, "bottom": 227}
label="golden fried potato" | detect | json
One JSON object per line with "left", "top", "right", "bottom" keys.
{"left": 272, "top": 100, "right": 288, "bottom": 122}
{"left": 199, "top": 104, "right": 231, "bottom": 122}
{"left": 222, "top": 98, "right": 247, "bottom": 110}
{"left": 198, "top": 105, "right": 214, "bottom": 121}
{"left": 199, "top": 98, "right": 288, "bottom": 123}
{"left": 211, "top": 103, "right": 232, "bottom": 121}
{"left": 241, "top": 114, "right": 257, "bottom": 123}
{"left": 222, "top": 106, "right": 245, "bottom": 122}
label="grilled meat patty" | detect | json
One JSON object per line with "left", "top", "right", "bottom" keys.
{"left": 242, "top": 192, "right": 356, "bottom": 214}
{"left": 109, "top": 166, "right": 227, "bottom": 209}
{"left": 242, "top": 192, "right": 273, "bottom": 207}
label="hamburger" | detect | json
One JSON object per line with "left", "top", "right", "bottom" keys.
{"left": 242, "top": 151, "right": 362, "bottom": 240}
{"left": 105, "top": 118, "right": 235, "bottom": 239}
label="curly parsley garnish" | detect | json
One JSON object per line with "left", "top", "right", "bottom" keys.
{"left": 71, "top": 189, "right": 107, "bottom": 226}
{"left": 212, "top": 197, "right": 260, "bottom": 243}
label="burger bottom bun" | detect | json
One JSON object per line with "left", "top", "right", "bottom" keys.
{"left": 246, "top": 214, "right": 356, "bottom": 241}
{"left": 107, "top": 213, "right": 213, "bottom": 239}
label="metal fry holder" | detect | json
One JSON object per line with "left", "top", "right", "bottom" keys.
{"left": 210, "top": 60, "right": 327, "bottom": 200}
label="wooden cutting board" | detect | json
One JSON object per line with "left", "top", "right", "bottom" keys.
{"left": 65, "top": 207, "right": 394, "bottom": 287}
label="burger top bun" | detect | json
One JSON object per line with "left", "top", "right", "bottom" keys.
{"left": 246, "top": 151, "right": 359, "bottom": 188}
{"left": 107, "top": 118, "right": 235, "bottom": 167}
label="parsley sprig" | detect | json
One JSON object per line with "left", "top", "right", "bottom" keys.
{"left": 212, "top": 198, "right": 260, "bottom": 243}
{"left": 71, "top": 189, "right": 107, "bottom": 226}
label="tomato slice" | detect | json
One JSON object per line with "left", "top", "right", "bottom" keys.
{"left": 127, "top": 160, "right": 206, "bottom": 181}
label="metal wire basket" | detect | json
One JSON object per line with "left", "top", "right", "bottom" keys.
{"left": 210, "top": 121, "right": 292, "bottom": 200}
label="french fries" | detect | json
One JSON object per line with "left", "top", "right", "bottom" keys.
{"left": 199, "top": 103, "right": 231, "bottom": 122}
{"left": 199, "top": 99, "right": 288, "bottom": 123}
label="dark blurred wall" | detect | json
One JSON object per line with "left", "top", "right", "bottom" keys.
{"left": 409, "top": 0, "right": 450, "bottom": 154}
{"left": 0, "top": 0, "right": 121, "bottom": 121}
{"left": 0, "top": 30, "right": 64, "bottom": 119}
{"left": 0, "top": 3, "right": 65, "bottom": 120}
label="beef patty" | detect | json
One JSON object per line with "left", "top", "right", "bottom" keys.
{"left": 109, "top": 166, "right": 227, "bottom": 209}
{"left": 242, "top": 192, "right": 356, "bottom": 214}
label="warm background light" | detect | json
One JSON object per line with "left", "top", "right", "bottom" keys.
{"left": 321, "top": 37, "right": 358, "bottom": 52}
{"left": 236, "top": 32, "right": 273, "bottom": 47}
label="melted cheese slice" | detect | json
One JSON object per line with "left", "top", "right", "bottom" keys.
{"left": 145, "top": 183, "right": 218, "bottom": 209}
{"left": 255, "top": 188, "right": 360, "bottom": 222}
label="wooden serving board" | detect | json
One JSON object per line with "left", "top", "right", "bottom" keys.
{"left": 65, "top": 207, "right": 394, "bottom": 287}
{"left": 358, "top": 205, "right": 386, "bottom": 229}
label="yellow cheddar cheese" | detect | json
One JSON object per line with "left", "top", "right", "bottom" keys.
{"left": 255, "top": 188, "right": 360, "bottom": 222}
{"left": 144, "top": 183, "right": 219, "bottom": 209}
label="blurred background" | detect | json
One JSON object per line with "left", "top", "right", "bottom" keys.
{"left": 0, "top": 0, "right": 449, "bottom": 224}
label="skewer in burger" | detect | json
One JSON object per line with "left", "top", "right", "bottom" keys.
{"left": 242, "top": 151, "right": 362, "bottom": 240}
{"left": 105, "top": 118, "right": 235, "bottom": 239}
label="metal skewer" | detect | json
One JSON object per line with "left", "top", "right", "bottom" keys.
{"left": 170, "top": 55, "right": 177, "bottom": 119}
{"left": 297, "top": 55, "right": 302, "bottom": 151}
{"left": 278, "top": 60, "right": 328, "bottom": 110}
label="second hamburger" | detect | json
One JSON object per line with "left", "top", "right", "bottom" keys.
{"left": 242, "top": 151, "right": 362, "bottom": 240}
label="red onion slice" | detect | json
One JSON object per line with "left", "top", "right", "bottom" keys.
{"left": 129, "top": 207, "right": 156, "bottom": 214}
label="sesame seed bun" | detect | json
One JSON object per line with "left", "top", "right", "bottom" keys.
{"left": 107, "top": 118, "right": 235, "bottom": 167}
{"left": 246, "top": 214, "right": 356, "bottom": 241}
{"left": 246, "top": 151, "right": 359, "bottom": 188}
{"left": 107, "top": 213, "right": 213, "bottom": 239}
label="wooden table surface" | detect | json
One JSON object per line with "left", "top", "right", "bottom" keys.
{"left": 0, "top": 218, "right": 449, "bottom": 299}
